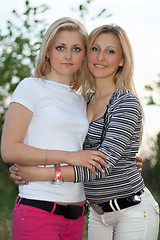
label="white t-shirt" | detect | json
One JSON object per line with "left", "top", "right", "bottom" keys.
{"left": 11, "top": 77, "right": 89, "bottom": 203}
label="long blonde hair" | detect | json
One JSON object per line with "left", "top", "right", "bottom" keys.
{"left": 82, "top": 24, "right": 137, "bottom": 95}
{"left": 81, "top": 24, "right": 144, "bottom": 141}
{"left": 33, "top": 17, "right": 89, "bottom": 91}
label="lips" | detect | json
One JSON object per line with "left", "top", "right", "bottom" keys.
{"left": 94, "top": 64, "right": 107, "bottom": 68}
{"left": 62, "top": 63, "right": 73, "bottom": 66}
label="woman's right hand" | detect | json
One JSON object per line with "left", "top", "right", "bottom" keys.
{"left": 9, "top": 164, "right": 28, "bottom": 185}
{"left": 67, "top": 150, "right": 107, "bottom": 174}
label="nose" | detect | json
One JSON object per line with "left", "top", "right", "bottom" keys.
{"left": 97, "top": 51, "right": 105, "bottom": 61}
{"left": 65, "top": 49, "right": 72, "bottom": 60}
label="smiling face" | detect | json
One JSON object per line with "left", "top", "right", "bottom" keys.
{"left": 46, "top": 30, "right": 85, "bottom": 84}
{"left": 87, "top": 32, "right": 124, "bottom": 82}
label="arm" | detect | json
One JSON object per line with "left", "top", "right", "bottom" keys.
{"left": 9, "top": 164, "right": 74, "bottom": 183}
{"left": 8, "top": 95, "right": 142, "bottom": 184}
{"left": 1, "top": 102, "right": 107, "bottom": 170}
{"left": 9, "top": 155, "right": 143, "bottom": 184}
{"left": 1, "top": 102, "right": 69, "bottom": 165}
{"left": 74, "top": 94, "right": 143, "bottom": 182}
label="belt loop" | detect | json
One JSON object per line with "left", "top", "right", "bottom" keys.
{"left": 82, "top": 205, "right": 85, "bottom": 216}
{"left": 17, "top": 197, "right": 22, "bottom": 205}
{"left": 50, "top": 202, "right": 56, "bottom": 214}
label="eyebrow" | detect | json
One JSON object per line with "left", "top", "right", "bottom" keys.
{"left": 55, "top": 42, "right": 82, "bottom": 46}
{"left": 92, "top": 43, "right": 116, "bottom": 48}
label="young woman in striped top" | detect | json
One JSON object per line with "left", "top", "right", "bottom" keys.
{"left": 8, "top": 24, "right": 159, "bottom": 239}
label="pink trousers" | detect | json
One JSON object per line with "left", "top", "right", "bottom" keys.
{"left": 12, "top": 203, "right": 85, "bottom": 240}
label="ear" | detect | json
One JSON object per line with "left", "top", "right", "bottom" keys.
{"left": 46, "top": 52, "right": 49, "bottom": 59}
{"left": 119, "top": 58, "right": 124, "bottom": 67}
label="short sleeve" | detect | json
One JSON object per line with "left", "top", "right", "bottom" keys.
{"left": 11, "top": 78, "right": 36, "bottom": 112}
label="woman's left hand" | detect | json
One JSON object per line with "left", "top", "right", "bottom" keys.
{"left": 135, "top": 156, "right": 143, "bottom": 172}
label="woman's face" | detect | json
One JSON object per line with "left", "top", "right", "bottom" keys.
{"left": 47, "top": 30, "right": 85, "bottom": 83}
{"left": 88, "top": 32, "right": 123, "bottom": 81}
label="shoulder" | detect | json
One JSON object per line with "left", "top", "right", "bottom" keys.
{"left": 17, "top": 77, "right": 39, "bottom": 88}
{"left": 115, "top": 91, "right": 140, "bottom": 105}
{"left": 111, "top": 91, "right": 142, "bottom": 113}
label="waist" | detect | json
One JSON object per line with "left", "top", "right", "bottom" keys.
{"left": 19, "top": 181, "right": 86, "bottom": 202}
{"left": 90, "top": 189, "right": 144, "bottom": 214}
{"left": 16, "top": 197, "right": 88, "bottom": 220}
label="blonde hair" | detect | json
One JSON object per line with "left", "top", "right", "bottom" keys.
{"left": 33, "top": 17, "right": 89, "bottom": 91}
{"left": 82, "top": 24, "right": 137, "bottom": 95}
{"left": 82, "top": 24, "right": 144, "bottom": 141}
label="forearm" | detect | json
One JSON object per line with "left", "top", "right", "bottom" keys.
{"left": 1, "top": 141, "right": 69, "bottom": 166}
{"left": 30, "top": 165, "right": 75, "bottom": 182}
{"left": 17, "top": 165, "right": 75, "bottom": 182}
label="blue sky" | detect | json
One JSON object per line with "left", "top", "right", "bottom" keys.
{"left": 1, "top": 0, "right": 160, "bottom": 155}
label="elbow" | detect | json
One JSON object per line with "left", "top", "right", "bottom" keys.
{"left": 1, "top": 145, "right": 13, "bottom": 163}
{"left": 1, "top": 151, "right": 12, "bottom": 163}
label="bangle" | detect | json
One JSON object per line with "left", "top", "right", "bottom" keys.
{"left": 52, "top": 164, "right": 63, "bottom": 185}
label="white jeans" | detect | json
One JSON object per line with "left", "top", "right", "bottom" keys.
{"left": 88, "top": 188, "right": 159, "bottom": 240}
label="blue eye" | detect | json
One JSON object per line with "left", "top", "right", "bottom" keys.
{"left": 74, "top": 47, "right": 81, "bottom": 52}
{"left": 56, "top": 46, "right": 64, "bottom": 51}
{"left": 107, "top": 49, "right": 115, "bottom": 54}
{"left": 91, "top": 47, "right": 99, "bottom": 51}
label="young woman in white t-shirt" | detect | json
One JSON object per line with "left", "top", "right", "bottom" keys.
{"left": 1, "top": 17, "right": 107, "bottom": 240}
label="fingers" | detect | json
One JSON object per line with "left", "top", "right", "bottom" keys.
{"left": 84, "top": 150, "right": 107, "bottom": 174}
{"left": 9, "top": 165, "right": 19, "bottom": 173}
{"left": 9, "top": 165, "right": 27, "bottom": 185}
{"left": 10, "top": 173, "right": 27, "bottom": 185}
{"left": 88, "top": 160, "right": 103, "bottom": 173}
{"left": 93, "top": 151, "right": 107, "bottom": 160}
{"left": 92, "top": 155, "right": 107, "bottom": 168}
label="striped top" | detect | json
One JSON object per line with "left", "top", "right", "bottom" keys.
{"left": 74, "top": 90, "right": 145, "bottom": 202}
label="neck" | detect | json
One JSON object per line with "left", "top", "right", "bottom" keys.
{"left": 46, "top": 71, "right": 72, "bottom": 86}
{"left": 95, "top": 77, "right": 116, "bottom": 99}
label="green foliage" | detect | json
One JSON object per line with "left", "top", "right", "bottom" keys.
{"left": 142, "top": 132, "right": 160, "bottom": 202}
{"left": 0, "top": 172, "right": 17, "bottom": 240}
{"left": 144, "top": 73, "right": 160, "bottom": 106}
{"left": 0, "top": 0, "right": 48, "bottom": 119}
{"left": 0, "top": 0, "right": 48, "bottom": 173}
{"left": 72, "top": 0, "right": 111, "bottom": 20}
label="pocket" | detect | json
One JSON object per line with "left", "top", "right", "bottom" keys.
{"left": 121, "top": 202, "right": 146, "bottom": 218}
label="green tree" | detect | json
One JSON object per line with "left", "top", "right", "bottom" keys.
{"left": 0, "top": 0, "right": 48, "bottom": 173}
{"left": 142, "top": 73, "right": 160, "bottom": 204}
{"left": 144, "top": 73, "right": 160, "bottom": 106}
{"left": 72, "top": 0, "right": 111, "bottom": 20}
{"left": 142, "top": 132, "right": 160, "bottom": 201}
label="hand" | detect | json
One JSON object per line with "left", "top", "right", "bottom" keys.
{"left": 135, "top": 156, "right": 143, "bottom": 172}
{"left": 9, "top": 164, "right": 42, "bottom": 183}
{"left": 9, "top": 164, "right": 28, "bottom": 185}
{"left": 67, "top": 150, "right": 107, "bottom": 174}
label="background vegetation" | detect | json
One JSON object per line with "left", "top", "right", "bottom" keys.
{"left": 0, "top": 1, "right": 159, "bottom": 239}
